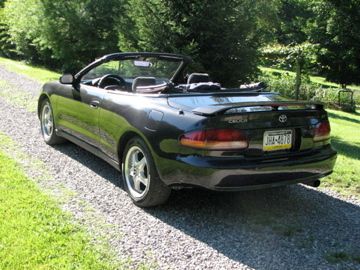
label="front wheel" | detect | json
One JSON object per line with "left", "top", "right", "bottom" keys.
{"left": 122, "top": 137, "right": 171, "bottom": 207}
{"left": 40, "top": 99, "right": 65, "bottom": 145}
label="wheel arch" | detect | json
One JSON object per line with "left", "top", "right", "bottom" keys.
{"left": 118, "top": 129, "right": 171, "bottom": 206}
{"left": 38, "top": 93, "right": 50, "bottom": 119}
{"left": 117, "top": 130, "right": 155, "bottom": 168}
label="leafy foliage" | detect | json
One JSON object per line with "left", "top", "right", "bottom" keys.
{"left": 2, "top": 0, "right": 45, "bottom": 63}
{"left": 3, "top": 0, "right": 126, "bottom": 71}
{"left": 1, "top": 0, "right": 360, "bottom": 90}
{"left": 261, "top": 43, "right": 319, "bottom": 99}
{"left": 259, "top": 68, "right": 358, "bottom": 112}
{"left": 0, "top": 1, "right": 15, "bottom": 57}
{"left": 308, "top": 0, "right": 360, "bottom": 87}
{"left": 120, "top": 0, "right": 277, "bottom": 86}
{"left": 275, "top": 0, "right": 314, "bottom": 45}
{"left": 261, "top": 43, "right": 318, "bottom": 71}
{"left": 266, "top": 0, "right": 360, "bottom": 89}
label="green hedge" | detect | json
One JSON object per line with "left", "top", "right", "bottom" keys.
{"left": 259, "top": 70, "right": 358, "bottom": 112}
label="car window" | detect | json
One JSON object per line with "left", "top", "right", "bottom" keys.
{"left": 81, "top": 58, "right": 181, "bottom": 83}
{"left": 82, "top": 61, "right": 119, "bottom": 81}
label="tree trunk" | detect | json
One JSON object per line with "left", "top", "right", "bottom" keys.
{"left": 294, "top": 57, "right": 302, "bottom": 100}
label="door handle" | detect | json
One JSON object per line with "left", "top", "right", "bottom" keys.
{"left": 89, "top": 100, "right": 100, "bottom": 109}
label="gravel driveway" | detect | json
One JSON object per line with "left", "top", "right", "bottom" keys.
{"left": 0, "top": 65, "right": 359, "bottom": 270}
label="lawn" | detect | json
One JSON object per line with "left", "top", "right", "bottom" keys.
{"left": 0, "top": 149, "right": 121, "bottom": 269}
{"left": 325, "top": 109, "right": 360, "bottom": 196}
{"left": 0, "top": 57, "right": 60, "bottom": 83}
{"left": 260, "top": 66, "right": 360, "bottom": 92}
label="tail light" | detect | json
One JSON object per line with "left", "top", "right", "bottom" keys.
{"left": 179, "top": 129, "right": 248, "bottom": 150}
{"left": 314, "top": 120, "right": 331, "bottom": 142}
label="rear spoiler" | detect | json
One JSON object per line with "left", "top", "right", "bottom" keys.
{"left": 192, "top": 101, "right": 324, "bottom": 116}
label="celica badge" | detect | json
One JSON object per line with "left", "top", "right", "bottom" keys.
{"left": 224, "top": 115, "right": 248, "bottom": 124}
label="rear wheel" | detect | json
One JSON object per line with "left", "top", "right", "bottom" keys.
{"left": 122, "top": 137, "right": 171, "bottom": 207}
{"left": 40, "top": 99, "right": 65, "bottom": 145}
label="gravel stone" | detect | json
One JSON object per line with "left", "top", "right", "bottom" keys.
{"left": 0, "top": 64, "right": 359, "bottom": 270}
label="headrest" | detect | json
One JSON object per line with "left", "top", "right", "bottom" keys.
{"left": 132, "top": 77, "right": 157, "bottom": 92}
{"left": 187, "top": 82, "right": 221, "bottom": 92}
{"left": 187, "top": 73, "right": 210, "bottom": 84}
{"left": 239, "top": 82, "right": 267, "bottom": 91}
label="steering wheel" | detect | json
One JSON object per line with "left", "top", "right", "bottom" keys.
{"left": 98, "top": 74, "right": 126, "bottom": 89}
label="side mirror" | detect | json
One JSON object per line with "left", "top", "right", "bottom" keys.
{"left": 60, "top": 74, "right": 74, "bottom": 84}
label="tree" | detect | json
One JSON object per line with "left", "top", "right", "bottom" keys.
{"left": 3, "top": 0, "right": 126, "bottom": 71}
{"left": 261, "top": 42, "right": 318, "bottom": 99}
{"left": 261, "top": 0, "right": 325, "bottom": 98}
{"left": 2, "top": 0, "right": 46, "bottom": 62}
{"left": 275, "top": 0, "right": 314, "bottom": 45}
{"left": 120, "top": 0, "right": 276, "bottom": 86}
{"left": 0, "top": 0, "right": 16, "bottom": 57}
{"left": 309, "top": 0, "right": 360, "bottom": 88}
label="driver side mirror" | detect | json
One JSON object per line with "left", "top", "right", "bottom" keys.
{"left": 60, "top": 74, "right": 74, "bottom": 85}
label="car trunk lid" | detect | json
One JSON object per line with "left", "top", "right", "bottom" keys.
{"left": 169, "top": 92, "right": 329, "bottom": 157}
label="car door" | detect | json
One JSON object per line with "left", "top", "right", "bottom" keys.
{"left": 57, "top": 59, "right": 126, "bottom": 149}
{"left": 55, "top": 82, "right": 104, "bottom": 148}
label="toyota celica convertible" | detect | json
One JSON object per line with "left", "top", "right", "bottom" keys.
{"left": 38, "top": 52, "right": 337, "bottom": 207}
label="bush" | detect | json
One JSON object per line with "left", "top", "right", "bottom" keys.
{"left": 2, "top": 0, "right": 125, "bottom": 71}
{"left": 260, "top": 43, "right": 319, "bottom": 74}
{"left": 259, "top": 70, "right": 358, "bottom": 112}
{"left": 120, "top": 0, "right": 268, "bottom": 87}
{"left": 0, "top": 4, "right": 15, "bottom": 58}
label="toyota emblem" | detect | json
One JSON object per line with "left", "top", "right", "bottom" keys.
{"left": 279, "top": 114, "right": 287, "bottom": 123}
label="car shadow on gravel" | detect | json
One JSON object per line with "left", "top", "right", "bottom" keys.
{"left": 147, "top": 187, "right": 360, "bottom": 269}
{"left": 53, "top": 143, "right": 123, "bottom": 188}
{"left": 54, "top": 142, "right": 360, "bottom": 270}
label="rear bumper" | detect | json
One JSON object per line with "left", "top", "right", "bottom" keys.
{"left": 156, "top": 146, "right": 337, "bottom": 191}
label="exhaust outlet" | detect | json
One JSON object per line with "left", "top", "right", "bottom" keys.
{"left": 304, "top": 180, "right": 321, "bottom": 188}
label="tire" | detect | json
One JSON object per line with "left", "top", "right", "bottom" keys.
{"left": 40, "top": 99, "right": 65, "bottom": 145}
{"left": 122, "top": 137, "right": 171, "bottom": 207}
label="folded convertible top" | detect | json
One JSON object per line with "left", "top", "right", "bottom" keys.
{"left": 192, "top": 101, "right": 324, "bottom": 116}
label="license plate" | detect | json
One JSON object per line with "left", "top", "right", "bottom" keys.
{"left": 263, "top": 130, "right": 293, "bottom": 151}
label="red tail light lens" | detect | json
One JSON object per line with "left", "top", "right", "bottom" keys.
{"left": 180, "top": 129, "right": 248, "bottom": 150}
{"left": 314, "top": 120, "right": 331, "bottom": 141}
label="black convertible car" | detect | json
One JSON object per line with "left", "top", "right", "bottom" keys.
{"left": 38, "top": 52, "right": 337, "bottom": 207}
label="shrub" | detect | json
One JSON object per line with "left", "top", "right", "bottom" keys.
{"left": 260, "top": 43, "right": 319, "bottom": 74}
{"left": 0, "top": 7, "right": 15, "bottom": 58}
{"left": 2, "top": 0, "right": 126, "bottom": 71}
{"left": 259, "top": 71, "right": 358, "bottom": 112}
{"left": 120, "top": 0, "right": 272, "bottom": 87}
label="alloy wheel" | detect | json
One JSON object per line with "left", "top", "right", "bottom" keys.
{"left": 41, "top": 103, "right": 54, "bottom": 141}
{"left": 124, "top": 146, "right": 150, "bottom": 199}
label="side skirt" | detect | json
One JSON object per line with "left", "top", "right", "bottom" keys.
{"left": 57, "top": 130, "right": 121, "bottom": 172}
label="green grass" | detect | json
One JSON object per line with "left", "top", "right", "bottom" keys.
{"left": 0, "top": 150, "right": 121, "bottom": 269}
{"left": 325, "top": 109, "right": 360, "bottom": 196}
{"left": 0, "top": 57, "right": 61, "bottom": 83}
{"left": 260, "top": 66, "right": 360, "bottom": 92}
{"left": 0, "top": 79, "right": 37, "bottom": 112}
{"left": 325, "top": 251, "right": 360, "bottom": 264}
